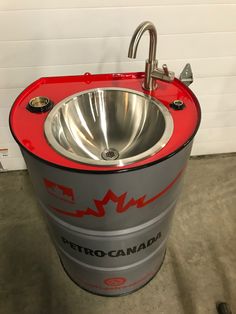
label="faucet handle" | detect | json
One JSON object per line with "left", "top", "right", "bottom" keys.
{"left": 151, "top": 63, "right": 175, "bottom": 82}
{"left": 162, "top": 64, "right": 169, "bottom": 76}
{"left": 162, "top": 64, "right": 175, "bottom": 81}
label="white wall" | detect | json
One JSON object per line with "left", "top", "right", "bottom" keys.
{"left": 1, "top": 0, "right": 236, "bottom": 170}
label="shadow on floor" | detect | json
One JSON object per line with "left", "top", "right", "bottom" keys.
{"left": 0, "top": 218, "right": 68, "bottom": 314}
{"left": 168, "top": 246, "right": 197, "bottom": 314}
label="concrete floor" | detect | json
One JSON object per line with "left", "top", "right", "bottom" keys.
{"left": 0, "top": 155, "right": 236, "bottom": 314}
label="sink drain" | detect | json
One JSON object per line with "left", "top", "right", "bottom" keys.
{"left": 101, "top": 148, "right": 119, "bottom": 161}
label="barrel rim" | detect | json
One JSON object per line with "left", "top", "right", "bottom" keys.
{"left": 15, "top": 129, "right": 198, "bottom": 174}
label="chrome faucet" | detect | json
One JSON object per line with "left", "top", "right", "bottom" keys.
{"left": 128, "top": 21, "right": 175, "bottom": 91}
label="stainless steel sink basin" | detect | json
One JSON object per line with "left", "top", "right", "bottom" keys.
{"left": 44, "top": 88, "right": 173, "bottom": 166}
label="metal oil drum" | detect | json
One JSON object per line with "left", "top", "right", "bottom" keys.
{"left": 10, "top": 74, "right": 201, "bottom": 296}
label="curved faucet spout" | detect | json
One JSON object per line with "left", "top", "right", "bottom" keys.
{"left": 128, "top": 21, "right": 157, "bottom": 63}
{"left": 128, "top": 21, "right": 175, "bottom": 91}
{"left": 128, "top": 21, "right": 158, "bottom": 90}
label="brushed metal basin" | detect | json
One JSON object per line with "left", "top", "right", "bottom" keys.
{"left": 44, "top": 88, "right": 173, "bottom": 166}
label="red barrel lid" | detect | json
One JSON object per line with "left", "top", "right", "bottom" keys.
{"left": 9, "top": 72, "right": 201, "bottom": 172}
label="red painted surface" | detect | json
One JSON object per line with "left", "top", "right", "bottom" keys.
{"left": 50, "top": 166, "right": 184, "bottom": 218}
{"left": 104, "top": 277, "right": 127, "bottom": 286}
{"left": 10, "top": 72, "right": 201, "bottom": 171}
{"left": 77, "top": 270, "right": 156, "bottom": 291}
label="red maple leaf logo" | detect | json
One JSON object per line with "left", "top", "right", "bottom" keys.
{"left": 50, "top": 167, "right": 185, "bottom": 218}
{"left": 44, "top": 179, "right": 74, "bottom": 203}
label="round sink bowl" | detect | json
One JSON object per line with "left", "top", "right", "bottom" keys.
{"left": 44, "top": 88, "right": 173, "bottom": 166}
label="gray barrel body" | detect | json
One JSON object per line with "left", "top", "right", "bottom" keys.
{"left": 22, "top": 141, "right": 192, "bottom": 296}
